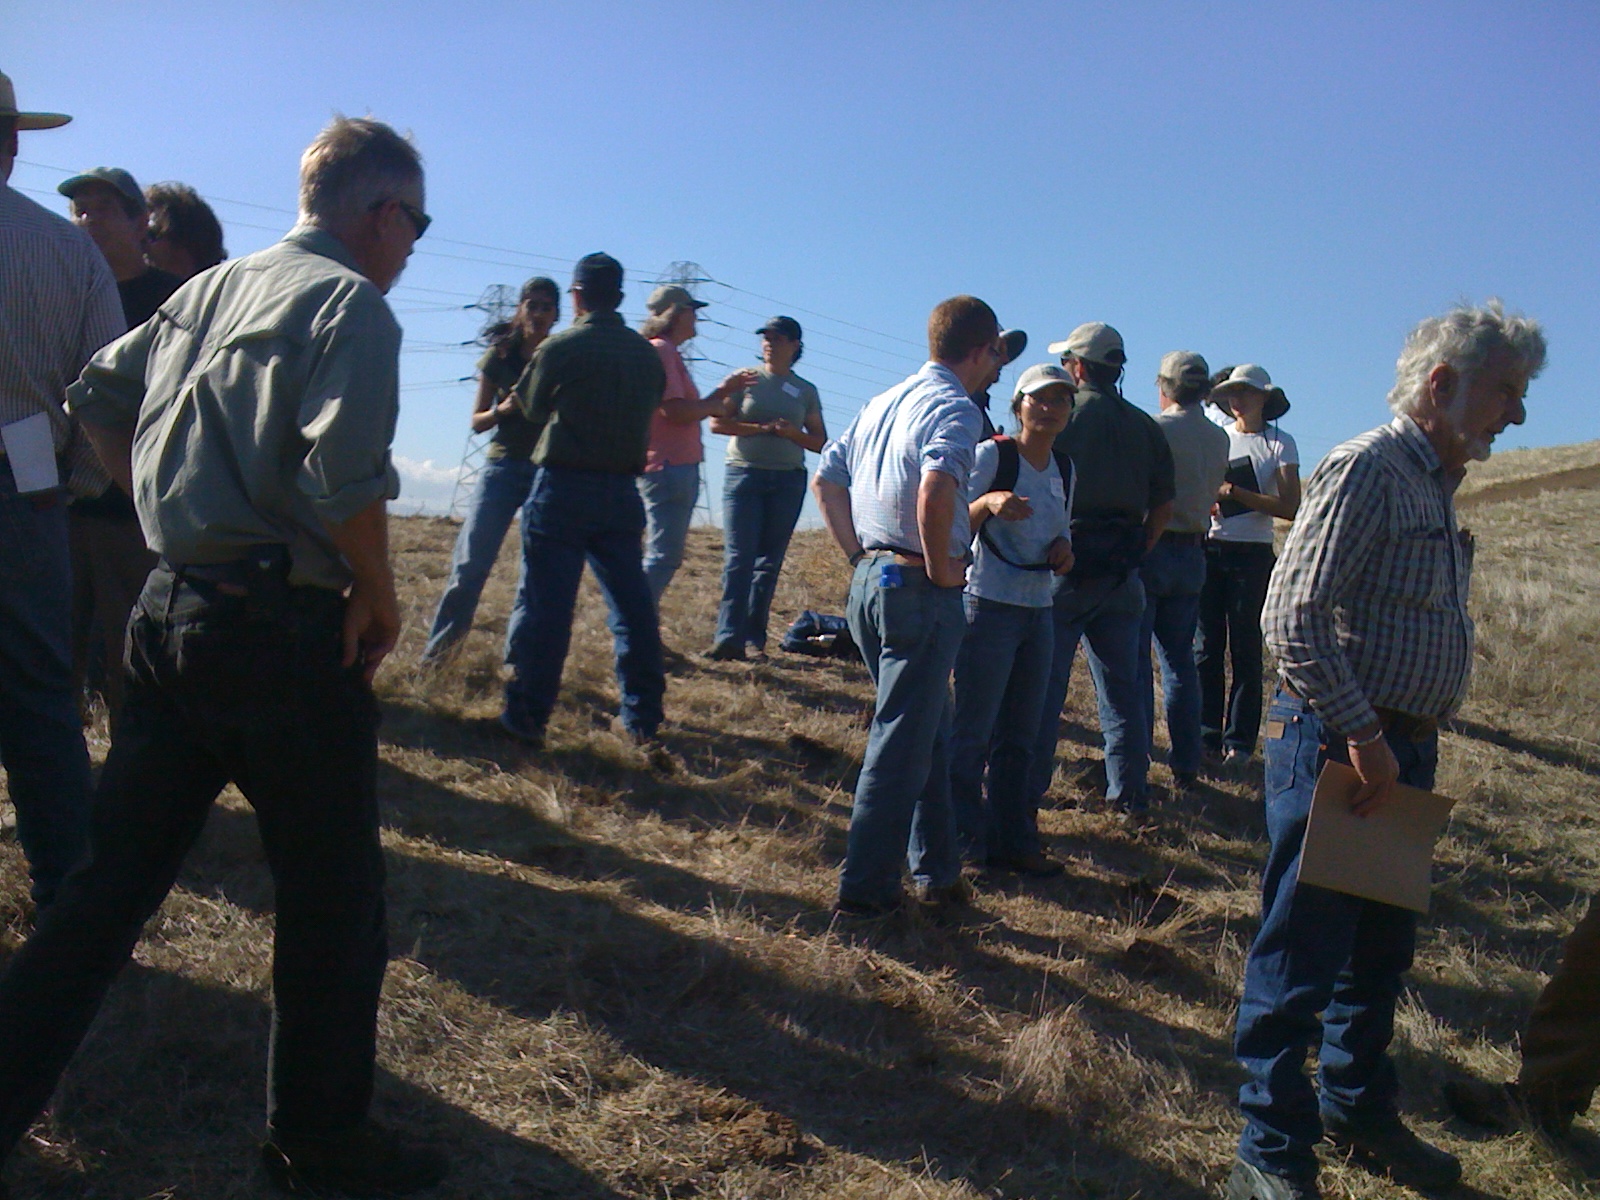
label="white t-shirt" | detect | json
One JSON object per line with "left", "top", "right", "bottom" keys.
{"left": 965, "top": 439, "right": 1074, "bottom": 608}
{"left": 1208, "top": 424, "right": 1298, "bottom": 544}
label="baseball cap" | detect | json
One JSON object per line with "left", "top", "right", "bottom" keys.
{"left": 58, "top": 167, "right": 146, "bottom": 212}
{"left": 1158, "top": 351, "right": 1211, "bottom": 387}
{"left": 646, "top": 284, "right": 708, "bottom": 315}
{"left": 1000, "top": 328, "right": 1028, "bottom": 365}
{"left": 1047, "top": 322, "right": 1126, "bottom": 367}
{"left": 0, "top": 70, "right": 71, "bottom": 130}
{"left": 1211, "top": 363, "right": 1290, "bottom": 421}
{"left": 756, "top": 315, "right": 803, "bottom": 341}
{"left": 571, "top": 252, "right": 624, "bottom": 296}
{"left": 1015, "top": 363, "right": 1078, "bottom": 400}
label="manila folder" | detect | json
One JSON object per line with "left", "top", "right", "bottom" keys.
{"left": 1296, "top": 761, "right": 1456, "bottom": 913}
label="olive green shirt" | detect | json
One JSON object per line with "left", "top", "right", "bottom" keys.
{"left": 724, "top": 368, "right": 822, "bottom": 470}
{"left": 66, "top": 225, "right": 401, "bottom": 591}
{"left": 1054, "top": 382, "right": 1176, "bottom": 522}
{"left": 515, "top": 310, "right": 666, "bottom": 475}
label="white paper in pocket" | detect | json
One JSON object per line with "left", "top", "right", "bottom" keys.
{"left": 1, "top": 413, "right": 60, "bottom": 493}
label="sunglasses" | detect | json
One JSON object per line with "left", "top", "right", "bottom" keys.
{"left": 372, "top": 197, "right": 431, "bottom": 238}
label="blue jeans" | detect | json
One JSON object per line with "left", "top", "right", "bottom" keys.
{"left": 1138, "top": 540, "right": 1207, "bottom": 776}
{"left": 0, "top": 468, "right": 91, "bottom": 906}
{"left": 1028, "top": 571, "right": 1149, "bottom": 808}
{"left": 1198, "top": 540, "right": 1276, "bottom": 755}
{"left": 951, "top": 595, "right": 1054, "bottom": 863}
{"left": 504, "top": 467, "right": 664, "bottom": 739}
{"left": 638, "top": 462, "right": 700, "bottom": 601}
{"left": 713, "top": 466, "right": 807, "bottom": 653}
{"left": 839, "top": 557, "right": 965, "bottom": 909}
{"left": 0, "top": 559, "right": 387, "bottom": 1158}
{"left": 421, "top": 455, "right": 536, "bottom": 662}
{"left": 1234, "top": 689, "right": 1437, "bottom": 1183}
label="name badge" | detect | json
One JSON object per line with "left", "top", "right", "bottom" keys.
{"left": 1049, "top": 476, "right": 1065, "bottom": 498}
{"left": 781, "top": 381, "right": 801, "bottom": 398}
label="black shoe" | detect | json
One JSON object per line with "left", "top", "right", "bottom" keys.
{"left": 1324, "top": 1112, "right": 1461, "bottom": 1192}
{"left": 1445, "top": 1078, "right": 1575, "bottom": 1138}
{"left": 986, "top": 850, "right": 1066, "bottom": 878}
{"left": 913, "top": 877, "right": 973, "bottom": 918}
{"left": 832, "top": 895, "right": 901, "bottom": 921}
{"left": 1225, "top": 1157, "right": 1320, "bottom": 1200}
{"left": 703, "top": 642, "right": 745, "bottom": 662}
{"left": 261, "top": 1121, "right": 447, "bottom": 1197}
{"left": 498, "top": 708, "right": 544, "bottom": 749}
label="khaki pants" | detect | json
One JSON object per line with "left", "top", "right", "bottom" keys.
{"left": 1520, "top": 898, "right": 1600, "bottom": 1117}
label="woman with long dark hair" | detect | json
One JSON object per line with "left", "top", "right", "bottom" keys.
{"left": 421, "top": 277, "right": 559, "bottom": 662}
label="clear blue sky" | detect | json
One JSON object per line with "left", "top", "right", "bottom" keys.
{"left": 7, "top": 2, "right": 1597, "bottom": 515}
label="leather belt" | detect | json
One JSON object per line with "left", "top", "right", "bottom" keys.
{"left": 1278, "top": 680, "right": 1440, "bottom": 740}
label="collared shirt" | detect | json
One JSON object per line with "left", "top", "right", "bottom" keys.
{"left": 1055, "top": 382, "right": 1176, "bottom": 522}
{"left": 67, "top": 225, "right": 401, "bottom": 591}
{"left": 516, "top": 310, "right": 666, "bottom": 475}
{"left": 0, "top": 184, "right": 125, "bottom": 493}
{"left": 816, "top": 361, "right": 982, "bottom": 560}
{"left": 643, "top": 337, "right": 702, "bottom": 472}
{"left": 1156, "top": 402, "right": 1230, "bottom": 534}
{"left": 1262, "top": 415, "right": 1474, "bottom": 736}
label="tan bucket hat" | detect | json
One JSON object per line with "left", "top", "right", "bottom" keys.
{"left": 1211, "top": 363, "right": 1290, "bottom": 421}
{"left": 0, "top": 70, "right": 72, "bottom": 130}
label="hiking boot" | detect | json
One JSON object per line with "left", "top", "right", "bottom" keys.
{"left": 986, "top": 850, "right": 1066, "bottom": 878}
{"left": 913, "top": 876, "right": 973, "bottom": 906}
{"left": 1225, "top": 1157, "right": 1320, "bottom": 1200}
{"left": 703, "top": 642, "right": 745, "bottom": 662}
{"left": 1324, "top": 1112, "right": 1461, "bottom": 1191}
{"left": 831, "top": 894, "right": 901, "bottom": 922}
{"left": 1445, "top": 1078, "right": 1575, "bottom": 1138}
{"left": 261, "top": 1121, "right": 447, "bottom": 1197}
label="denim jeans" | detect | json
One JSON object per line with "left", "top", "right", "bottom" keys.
{"left": 839, "top": 557, "right": 965, "bottom": 909}
{"left": 713, "top": 466, "right": 807, "bottom": 654}
{"left": 422, "top": 454, "right": 535, "bottom": 662}
{"left": 1198, "top": 540, "right": 1276, "bottom": 755}
{"left": 505, "top": 466, "right": 665, "bottom": 739}
{"left": 1234, "top": 688, "right": 1437, "bottom": 1183}
{"left": 951, "top": 595, "right": 1054, "bottom": 863}
{"left": 638, "top": 461, "right": 700, "bottom": 601}
{"left": 1027, "top": 571, "right": 1149, "bottom": 808}
{"left": 1138, "top": 540, "right": 1207, "bottom": 776}
{"left": 0, "top": 559, "right": 388, "bottom": 1159}
{"left": 0, "top": 467, "right": 91, "bottom": 906}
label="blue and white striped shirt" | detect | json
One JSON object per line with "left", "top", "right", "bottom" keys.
{"left": 815, "top": 362, "right": 982, "bottom": 560}
{"left": 1263, "top": 415, "right": 1474, "bottom": 736}
{"left": 0, "top": 184, "right": 125, "bottom": 493}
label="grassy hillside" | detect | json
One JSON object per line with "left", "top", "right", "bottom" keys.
{"left": 3, "top": 454, "right": 1599, "bottom": 1198}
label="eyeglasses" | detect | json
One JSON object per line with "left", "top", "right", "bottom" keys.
{"left": 372, "top": 197, "right": 431, "bottom": 238}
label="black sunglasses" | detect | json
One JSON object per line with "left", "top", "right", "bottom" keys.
{"left": 372, "top": 197, "right": 431, "bottom": 238}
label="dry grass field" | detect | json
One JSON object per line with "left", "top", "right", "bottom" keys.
{"left": 4, "top": 442, "right": 1600, "bottom": 1199}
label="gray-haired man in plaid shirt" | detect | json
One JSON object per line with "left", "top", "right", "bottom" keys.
{"left": 1227, "top": 302, "right": 1546, "bottom": 1200}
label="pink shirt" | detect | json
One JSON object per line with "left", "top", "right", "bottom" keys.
{"left": 644, "top": 337, "right": 703, "bottom": 472}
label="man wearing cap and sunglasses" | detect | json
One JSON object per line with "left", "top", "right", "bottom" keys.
{"left": 0, "top": 69, "right": 125, "bottom": 918}
{"left": 1028, "top": 322, "right": 1175, "bottom": 817}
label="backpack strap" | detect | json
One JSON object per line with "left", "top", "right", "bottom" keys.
{"left": 984, "top": 434, "right": 1021, "bottom": 496}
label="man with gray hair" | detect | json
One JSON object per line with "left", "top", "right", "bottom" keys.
{"left": 0, "top": 116, "right": 445, "bottom": 1198}
{"left": 1228, "top": 301, "right": 1546, "bottom": 1200}
{"left": 0, "top": 69, "right": 124, "bottom": 912}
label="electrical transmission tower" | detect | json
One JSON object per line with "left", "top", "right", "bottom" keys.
{"left": 447, "top": 284, "right": 520, "bottom": 520}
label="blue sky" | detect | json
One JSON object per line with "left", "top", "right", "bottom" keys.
{"left": 6, "top": 2, "right": 1596, "bottom": 515}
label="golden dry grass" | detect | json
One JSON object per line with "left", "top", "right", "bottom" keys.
{"left": 3, "top": 452, "right": 1600, "bottom": 1198}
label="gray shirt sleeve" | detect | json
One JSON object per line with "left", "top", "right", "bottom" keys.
{"left": 296, "top": 291, "right": 402, "bottom": 525}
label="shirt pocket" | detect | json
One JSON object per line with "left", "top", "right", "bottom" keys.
{"left": 1388, "top": 527, "right": 1453, "bottom": 609}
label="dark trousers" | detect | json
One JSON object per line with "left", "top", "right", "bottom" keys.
{"left": 0, "top": 560, "right": 387, "bottom": 1160}
{"left": 1197, "top": 540, "right": 1276, "bottom": 755}
{"left": 1519, "top": 896, "right": 1600, "bottom": 1118}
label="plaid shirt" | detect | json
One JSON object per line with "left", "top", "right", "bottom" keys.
{"left": 1262, "top": 415, "right": 1473, "bottom": 737}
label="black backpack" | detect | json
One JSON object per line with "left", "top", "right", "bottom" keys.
{"left": 977, "top": 435, "right": 1075, "bottom": 572}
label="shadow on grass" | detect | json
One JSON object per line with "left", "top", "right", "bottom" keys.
{"left": 1448, "top": 716, "right": 1600, "bottom": 779}
{"left": 1, "top": 956, "right": 625, "bottom": 1200}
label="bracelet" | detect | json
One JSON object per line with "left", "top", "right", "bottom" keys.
{"left": 848, "top": 550, "right": 866, "bottom": 567}
{"left": 1348, "top": 727, "right": 1386, "bottom": 747}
